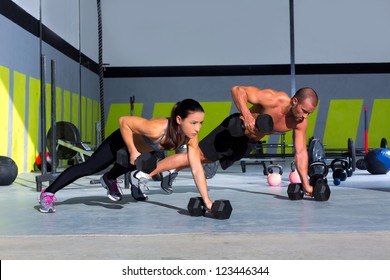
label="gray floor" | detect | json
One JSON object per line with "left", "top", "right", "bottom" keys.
{"left": 1, "top": 160, "right": 390, "bottom": 260}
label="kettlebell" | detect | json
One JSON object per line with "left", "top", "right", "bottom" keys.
{"left": 289, "top": 161, "right": 301, "bottom": 184}
{"left": 266, "top": 164, "right": 283, "bottom": 186}
{"left": 331, "top": 158, "right": 348, "bottom": 186}
{"left": 308, "top": 161, "right": 329, "bottom": 187}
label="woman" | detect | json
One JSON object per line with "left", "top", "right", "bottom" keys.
{"left": 38, "top": 99, "right": 213, "bottom": 213}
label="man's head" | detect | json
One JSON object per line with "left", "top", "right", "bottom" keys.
{"left": 291, "top": 87, "right": 318, "bottom": 122}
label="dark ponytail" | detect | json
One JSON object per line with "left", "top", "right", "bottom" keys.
{"left": 161, "top": 99, "right": 204, "bottom": 150}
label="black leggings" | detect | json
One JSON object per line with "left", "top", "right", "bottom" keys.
{"left": 45, "top": 129, "right": 135, "bottom": 194}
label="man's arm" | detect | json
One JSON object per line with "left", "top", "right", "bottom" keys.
{"left": 293, "top": 122, "right": 314, "bottom": 195}
{"left": 230, "top": 85, "right": 276, "bottom": 132}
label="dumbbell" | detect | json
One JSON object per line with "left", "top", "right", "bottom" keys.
{"left": 330, "top": 158, "right": 348, "bottom": 185}
{"left": 228, "top": 114, "right": 273, "bottom": 137}
{"left": 287, "top": 161, "right": 331, "bottom": 201}
{"left": 308, "top": 162, "right": 329, "bottom": 186}
{"left": 265, "top": 164, "right": 283, "bottom": 186}
{"left": 287, "top": 179, "right": 331, "bottom": 201}
{"left": 116, "top": 148, "right": 157, "bottom": 173}
{"left": 187, "top": 197, "right": 233, "bottom": 219}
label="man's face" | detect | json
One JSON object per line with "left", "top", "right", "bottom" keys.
{"left": 292, "top": 98, "right": 316, "bottom": 122}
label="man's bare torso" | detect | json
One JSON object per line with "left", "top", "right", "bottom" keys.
{"left": 243, "top": 97, "right": 303, "bottom": 141}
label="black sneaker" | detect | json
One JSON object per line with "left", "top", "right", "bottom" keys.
{"left": 160, "top": 169, "right": 178, "bottom": 194}
{"left": 100, "top": 174, "right": 122, "bottom": 201}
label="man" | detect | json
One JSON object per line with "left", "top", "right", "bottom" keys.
{"left": 132, "top": 86, "right": 318, "bottom": 197}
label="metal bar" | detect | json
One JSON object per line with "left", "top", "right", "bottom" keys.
{"left": 40, "top": 55, "right": 47, "bottom": 176}
{"left": 57, "top": 139, "right": 94, "bottom": 157}
{"left": 364, "top": 106, "right": 369, "bottom": 153}
{"left": 289, "top": 0, "right": 296, "bottom": 97}
{"left": 50, "top": 59, "right": 57, "bottom": 173}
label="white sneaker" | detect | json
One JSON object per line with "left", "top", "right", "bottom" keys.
{"left": 130, "top": 170, "right": 151, "bottom": 201}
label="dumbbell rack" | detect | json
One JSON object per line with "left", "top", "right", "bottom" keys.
{"left": 240, "top": 133, "right": 292, "bottom": 173}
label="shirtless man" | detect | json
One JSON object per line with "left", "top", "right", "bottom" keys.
{"left": 133, "top": 86, "right": 318, "bottom": 200}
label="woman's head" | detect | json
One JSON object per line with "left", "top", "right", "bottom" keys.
{"left": 162, "top": 99, "right": 205, "bottom": 150}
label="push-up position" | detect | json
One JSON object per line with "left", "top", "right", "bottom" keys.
{"left": 133, "top": 86, "right": 318, "bottom": 197}
{"left": 38, "top": 99, "right": 213, "bottom": 213}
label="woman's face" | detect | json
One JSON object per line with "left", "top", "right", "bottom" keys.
{"left": 176, "top": 111, "right": 205, "bottom": 139}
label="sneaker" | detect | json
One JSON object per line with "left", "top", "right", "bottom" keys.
{"left": 160, "top": 169, "right": 178, "bottom": 194}
{"left": 130, "top": 171, "right": 150, "bottom": 201}
{"left": 39, "top": 189, "right": 57, "bottom": 213}
{"left": 100, "top": 174, "right": 122, "bottom": 202}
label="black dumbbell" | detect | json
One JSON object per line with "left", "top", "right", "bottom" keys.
{"left": 330, "top": 158, "right": 348, "bottom": 185}
{"left": 228, "top": 114, "right": 273, "bottom": 137}
{"left": 312, "top": 178, "right": 331, "bottom": 201}
{"left": 116, "top": 148, "right": 157, "bottom": 173}
{"left": 287, "top": 180, "right": 331, "bottom": 201}
{"left": 287, "top": 161, "right": 331, "bottom": 201}
{"left": 187, "top": 197, "right": 233, "bottom": 219}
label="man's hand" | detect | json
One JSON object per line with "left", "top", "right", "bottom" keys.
{"left": 242, "top": 114, "right": 256, "bottom": 133}
{"left": 303, "top": 185, "right": 314, "bottom": 197}
{"left": 203, "top": 198, "right": 213, "bottom": 213}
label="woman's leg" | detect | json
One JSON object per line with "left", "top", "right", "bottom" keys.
{"left": 44, "top": 129, "right": 126, "bottom": 194}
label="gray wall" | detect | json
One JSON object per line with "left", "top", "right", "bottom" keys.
{"left": 0, "top": 1, "right": 100, "bottom": 171}
{"left": 102, "top": 0, "right": 390, "bottom": 66}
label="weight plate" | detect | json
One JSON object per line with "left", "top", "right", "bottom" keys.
{"left": 47, "top": 121, "right": 81, "bottom": 159}
{"left": 308, "top": 138, "right": 325, "bottom": 165}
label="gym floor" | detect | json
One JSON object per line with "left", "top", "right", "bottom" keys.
{"left": 1, "top": 160, "right": 390, "bottom": 260}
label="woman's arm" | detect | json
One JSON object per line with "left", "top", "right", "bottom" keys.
{"left": 118, "top": 116, "right": 165, "bottom": 165}
{"left": 187, "top": 136, "right": 213, "bottom": 211}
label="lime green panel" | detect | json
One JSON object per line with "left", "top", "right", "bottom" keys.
{"left": 152, "top": 102, "right": 175, "bottom": 118}
{"left": 56, "top": 87, "right": 62, "bottom": 121}
{"left": 369, "top": 99, "right": 390, "bottom": 148}
{"left": 27, "top": 77, "right": 41, "bottom": 171}
{"left": 323, "top": 99, "right": 363, "bottom": 148}
{"left": 105, "top": 103, "right": 143, "bottom": 136}
{"left": 87, "top": 98, "right": 93, "bottom": 142}
{"left": 0, "top": 66, "right": 10, "bottom": 156}
{"left": 198, "top": 102, "right": 232, "bottom": 141}
{"left": 81, "top": 96, "right": 86, "bottom": 140}
{"left": 72, "top": 93, "right": 79, "bottom": 127}
{"left": 12, "top": 71, "right": 26, "bottom": 172}
{"left": 63, "top": 90, "right": 71, "bottom": 122}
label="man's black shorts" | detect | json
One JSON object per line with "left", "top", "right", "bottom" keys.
{"left": 199, "top": 113, "right": 254, "bottom": 170}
